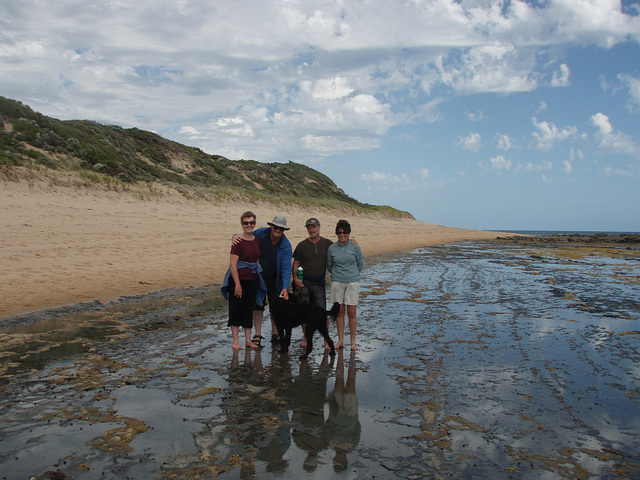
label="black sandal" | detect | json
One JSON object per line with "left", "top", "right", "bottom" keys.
{"left": 270, "top": 333, "right": 281, "bottom": 343}
{"left": 252, "top": 335, "right": 265, "bottom": 349}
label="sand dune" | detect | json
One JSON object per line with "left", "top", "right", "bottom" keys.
{"left": 1, "top": 172, "right": 507, "bottom": 319}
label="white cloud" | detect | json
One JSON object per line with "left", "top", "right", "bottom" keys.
{"left": 618, "top": 73, "right": 640, "bottom": 112}
{"left": 551, "top": 63, "right": 570, "bottom": 87}
{"left": 1, "top": 0, "right": 638, "bottom": 167}
{"left": 213, "top": 116, "right": 254, "bottom": 137}
{"left": 591, "top": 112, "right": 613, "bottom": 135}
{"left": 563, "top": 148, "right": 583, "bottom": 174}
{"left": 178, "top": 126, "right": 199, "bottom": 136}
{"left": 419, "top": 168, "right": 430, "bottom": 179}
{"left": 516, "top": 161, "right": 553, "bottom": 173}
{"left": 562, "top": 159, "right": 573, "bottom": 174}
{"left": 465, "top": 110, "right": 485, "bottom": 122}
{"left": 436, "top": 43, "right": 538, "bottom": 94}
{"left": 490, "top": 155, "right": 512, "bottom": 171}
{"left": 361, "top": 170, "right": 391, "bottom": 182}
{"left": 495, "top": 133, "right": 514, "bottom": 151}
{"left": 457, "top": 132, "right": 482, "bottom": 152}
{"left": 532, "top": 117, "right": 582, "bottom": 150}
{"left": 604, "top": 166, "right": 634, "bottom": 177}
{"left": 305, "top": 76, "right": 354, "bottom": 100}
{"left": 361, "top": 169, "right": 412, "bottom": 192}
{"left": 590, "top": 113, "right": 639, "bottom": 155}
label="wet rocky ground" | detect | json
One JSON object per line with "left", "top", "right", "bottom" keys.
{"left": 1, "top": 240, "right": 639, "bottom": 479}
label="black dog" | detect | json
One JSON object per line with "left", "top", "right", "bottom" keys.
{"left": 271, "top": 298, "right": 340, "bottom": 360}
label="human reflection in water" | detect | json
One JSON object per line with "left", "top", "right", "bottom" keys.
{"left": 254, "top": 348, "right": 294, "bottom": 474}
{"left": 194, "top": 348, "right": 293, "bottom": 476}
{"left": 323, "top": 349, "right": 361, "bottom": 472}
{"left": 289, "top": 350, "right": 334, "bottom": 471}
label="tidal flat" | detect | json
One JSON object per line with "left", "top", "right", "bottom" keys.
{"left": 1, "top": 240, "right": 639, "bottom": 479}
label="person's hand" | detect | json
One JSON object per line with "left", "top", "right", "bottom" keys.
{"left": 350, "top": 238, "right": 358, "bottom": 245}
{"left": 231, "top": 234, "right": 241, "bottom": 246}
{"left": 279, "top": 289, "right": 289, "bottom": 300}
{"left": 234, "top": 284, "right": 242, "bottom": 298}
{"left": 294, "top": 278, "right": 304, "bottom": 289}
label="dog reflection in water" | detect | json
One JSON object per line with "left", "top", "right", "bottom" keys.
{"left": 271, "top": 298, "right": 340, "bottom": 360}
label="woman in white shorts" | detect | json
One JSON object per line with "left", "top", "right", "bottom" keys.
{"left": 327, "top": 219, "right": 364, "bottom": 350}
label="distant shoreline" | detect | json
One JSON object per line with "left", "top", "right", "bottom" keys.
{"left": 496, "top": 232, "right": 640, "bottom": 247}
{"left": 496, "top": 230, "right": 640, "bottom": 236}
{"left": 1, "top": 175, "right": 513, "bottom": 320}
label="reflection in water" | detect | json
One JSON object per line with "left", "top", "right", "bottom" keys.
{"left": 194, "top": 347, "right": 294, "bottom": 477}
{"left": 288, "top": 349, "right": 361, "bottom": 472}
{"left": 194, "top": 347, "right": 362, "bottom": 477}
{"left": 289, "top": 351, "right": 333, "bottom": 471}
{"left": 324, "top": 350, "right": 361, "bottom": 472}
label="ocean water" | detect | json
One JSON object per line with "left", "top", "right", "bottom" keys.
{"left": 1, "top": 238, "right": 639, "bottom": 479}
{"left": 354, "top": 240, "right": 640, "bottom": 478}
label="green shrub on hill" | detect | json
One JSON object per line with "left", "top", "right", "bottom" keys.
{"left": 0, "top": 96, "right": 412, "bottom": 218}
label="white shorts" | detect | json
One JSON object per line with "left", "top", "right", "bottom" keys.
{"left": 330, "top": 281, "right": 360, "bottom": 306}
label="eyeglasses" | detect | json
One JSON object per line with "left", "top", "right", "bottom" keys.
{"left": 336, "top": 231, "right": 349, "bottom": 235}
{"left": 242, "top": 220, "right": 256, "bottom": 226}
{"left": 272, "top": 226, "right": 287, "bottom": 232}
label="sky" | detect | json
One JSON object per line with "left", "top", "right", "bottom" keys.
{"left": 1, "top": 1, "right": 639, "bottom": 231}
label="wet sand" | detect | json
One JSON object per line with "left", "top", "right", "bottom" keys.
{"left": 1, "top": 170, "right": 506, "bottom": 320}
{"left": 1, "top": 240, "right": 638, "bottom": 479}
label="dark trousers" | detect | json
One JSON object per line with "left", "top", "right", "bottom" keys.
{"left": 306, "top": 282, "right": 327, "bottom": 309}
{"left": 228, "top": 277, "right": 258, "bottom": 329}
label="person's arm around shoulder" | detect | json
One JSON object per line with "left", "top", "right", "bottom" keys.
{"left": 232, "top": 227, "right": 267, "bottom": 245}
{"left": 253, "top": 227, "right": 269, "bottom": 240}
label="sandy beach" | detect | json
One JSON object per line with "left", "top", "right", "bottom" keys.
{"left": 1, "top": 170, "right": 506, "bottom": 319}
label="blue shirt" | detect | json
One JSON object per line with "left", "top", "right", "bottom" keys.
{"left": 253, "top": 227, "right": 293, "bottom": 292}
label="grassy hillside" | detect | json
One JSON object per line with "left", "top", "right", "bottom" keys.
{"left": 0, "top": 96, "right": 411, "bottom": 218}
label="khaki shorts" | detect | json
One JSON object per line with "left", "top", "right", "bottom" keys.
{"left": 330, "top": 281, "right": 360, "bottom": 306}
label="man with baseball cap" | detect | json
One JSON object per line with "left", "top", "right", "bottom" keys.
{"left": 292, "top": 217, "right": 333, "bottom": 310}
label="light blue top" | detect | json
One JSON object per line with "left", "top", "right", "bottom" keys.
{"left": 327, "top": 241, "right": 363, "bottom": 283}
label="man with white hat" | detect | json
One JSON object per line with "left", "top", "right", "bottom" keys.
{"left": 251, "top": 215, "right": 293, "bottom": 343}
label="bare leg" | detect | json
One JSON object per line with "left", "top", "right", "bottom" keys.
{"left": 231, "top": 326, "right": 241, "bottom": 350}
{"left": 253, "top": 310, "right": 263, "bottom": 338}
{"left": 245, "top": 327, "right": 258, "bottom": 348}
{"left": 300, "top": 324, "right": 307, "bottom": 347}
{"left": 335, "top": 304, "right": 346, "bottom": 349}
{"left": 347, "top": 305, "right": 358, "bottom": 350}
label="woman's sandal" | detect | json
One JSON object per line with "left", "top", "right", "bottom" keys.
{"left": 270, "top": 333, "right": 281, "bottom": 343}
{"left": 252, "top": 335, "right": 265, "bottom": 349}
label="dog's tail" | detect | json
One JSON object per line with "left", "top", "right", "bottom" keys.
{"left": 327, "top": 302, "right": 340, "bottom": 321}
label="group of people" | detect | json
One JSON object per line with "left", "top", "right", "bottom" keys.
{"left": 221, "top": 212, "right": 364, "bottom": 352}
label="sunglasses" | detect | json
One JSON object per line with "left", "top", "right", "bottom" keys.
{"left": 242, "top": 220, "right": 256, "bottom": 226}
{"left": 336, "top": 231, "right": 349, "bottom": 235}
{"left": 272, "top": 226, "right": 287, "bottom": 232}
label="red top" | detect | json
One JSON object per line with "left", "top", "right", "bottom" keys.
{"left": 230, "top": 237, "right": 261, "bottom": 280}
